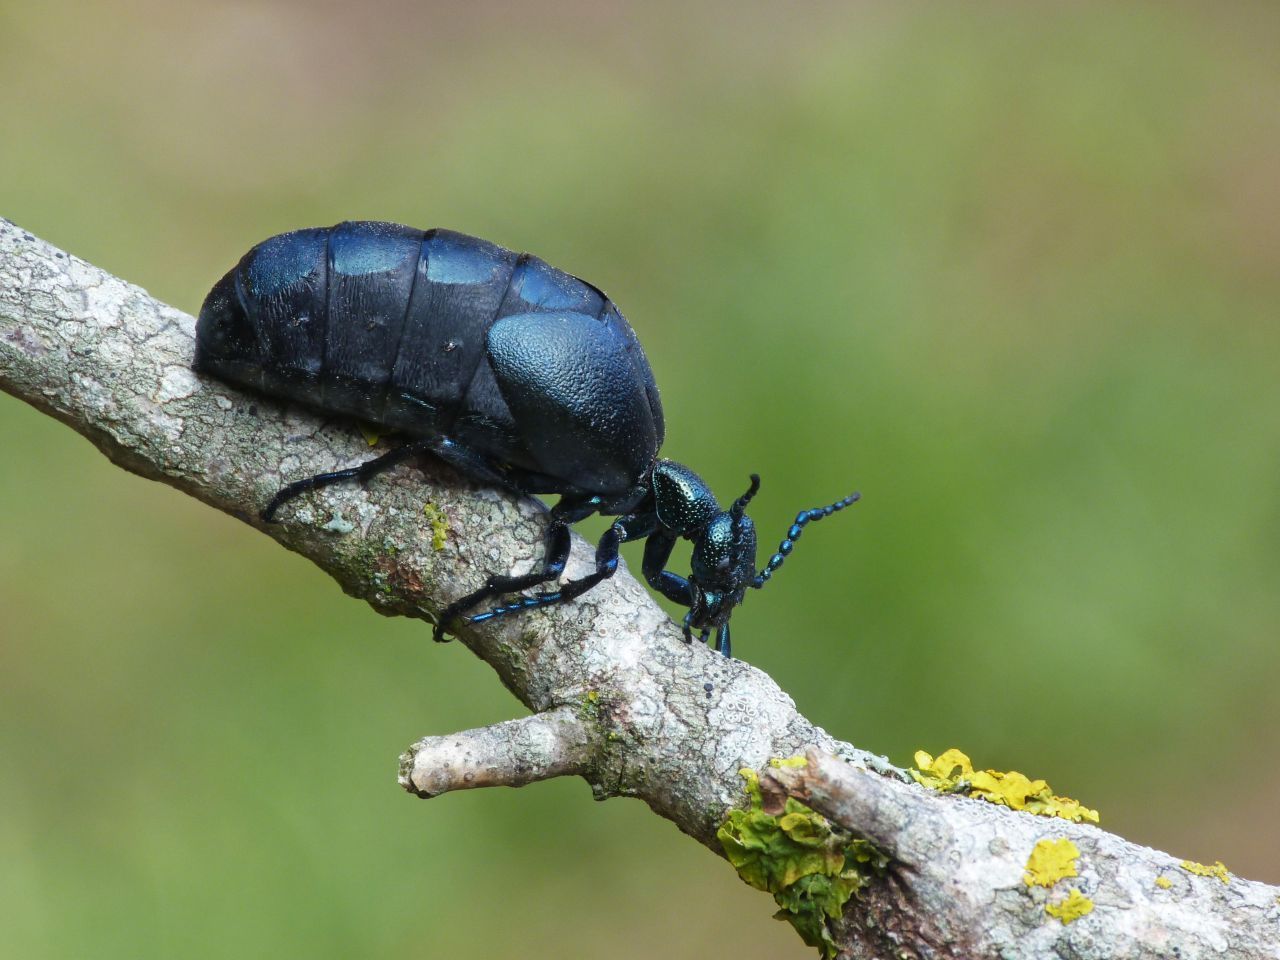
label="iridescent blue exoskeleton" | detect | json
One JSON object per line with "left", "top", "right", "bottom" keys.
{"left": 194, "top": 221, "right": 858, "bottom": 658}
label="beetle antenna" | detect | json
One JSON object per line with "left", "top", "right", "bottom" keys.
{"left": 730, "top": 473, "right": 761, "bottom": 523}
{"left": 752, "top": 490, "right": 860, "bottom": 589}
{"left": 729, "top": 473, "right": 762, "bottom": 578}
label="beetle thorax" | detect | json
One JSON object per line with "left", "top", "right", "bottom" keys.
{"left": 650, "top": 459, "right": 719, "bottom": 535}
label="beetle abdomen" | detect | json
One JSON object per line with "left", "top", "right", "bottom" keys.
{"left": 195, "top": 221, "right": 665, "bottom": 487}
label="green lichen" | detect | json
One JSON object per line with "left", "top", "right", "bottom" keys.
{"left": 421, "top": 503, "right": 449, "bottom": 551}
{"left": 351, "top": 543, "right": 393, "bottom": 597}
{"left": 351, "top": 538, "right": 384, "bottom": 572}
{"left": 320, "top": 513, "right": 355, "bottom": 535}
{"left": 717, "top": 766, "right": 888, "bottom": 958}
{"left": 578, "top": 689, "right": 601, "bottom": 722}
{"left": 492, "top": 640, "right": 519, "bottom": 671}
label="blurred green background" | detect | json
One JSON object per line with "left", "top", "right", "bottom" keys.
{"left": 2, "top": 1, "right": 1278, "bottom": 956}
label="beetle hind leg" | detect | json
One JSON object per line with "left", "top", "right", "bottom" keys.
{"left": 261, "top": 440, "right": 433, "bottom": 522}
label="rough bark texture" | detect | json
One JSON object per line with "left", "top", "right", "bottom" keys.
{"left": 3, "top": 217, "right": 1277, "bottom": 959}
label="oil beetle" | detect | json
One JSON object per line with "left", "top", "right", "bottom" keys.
{"left": 193, "top": 221, "right": 858, "bottom": 657}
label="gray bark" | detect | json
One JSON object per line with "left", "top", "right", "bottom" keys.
{"left": 2, "top": 217, "right": 1276, "bottom": 959}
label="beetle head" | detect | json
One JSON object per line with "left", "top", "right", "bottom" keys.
{"left": 684, "top": 473, "right": 862, "bottom": 656}
{"left": 684, "top": 475, "right": 760, "bottom": 650}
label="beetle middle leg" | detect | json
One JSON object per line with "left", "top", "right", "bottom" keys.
{"left": 454, "top": 511, "right": 655, "bottom": 633}
{"left": 432, "top": 496, "right": 603, "bottom": 641}
{"left": 464, "top": 521, "right": 624, "bottom": 629}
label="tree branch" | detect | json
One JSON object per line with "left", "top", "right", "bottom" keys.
{"left": 3, "top": 217, "right": 1275, "bottom": 959}
{"left": 401, "top": 706, "right": 597, "bottom": 797}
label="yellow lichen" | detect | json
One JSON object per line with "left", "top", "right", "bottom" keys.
{"left": 910, "top": 749, "right": 972, "bottom": 791}
{"left": 1046, "top": 888, "right": 1094, "bottom": 923}
{"left": 770, "top": 755, "right": 809, "bottom": 769}
{"left": 1180, "top": 859, "right": 1230, "bottom": 884}
{"left": 910, "top": 748, "right": 1099, "bottom": 823}
{"left": 421, "top": 503, "right": 448, "bottom": 551}
{"left": 1023, "top": 838, "right": 1081, "bottom": 888}
{"left": 1155, "top": 875, "right": 1172, "bottom": 889}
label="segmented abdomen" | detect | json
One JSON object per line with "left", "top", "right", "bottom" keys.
{"left": 195, "top": 221, "right": 660, "bottom": 468}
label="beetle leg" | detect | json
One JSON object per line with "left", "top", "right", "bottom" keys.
{"left": 433, "top": 522, "right": 571, "bottom": 642}
{"left": 464, "top": 519, "right": 628, "bottom": 629}
{"left": 433, "top": 496, "right": 602, "bottom": 641}
{"left": 263, "top": 434, "right": 534, "bottom": 523}
{"left": 714, "top": 624, "right": 731, "bottom": 658}
{"left": 261, "top": 440, "right": 434, "bottom": 522}
{"left": 641, "top": 531, "right": 695, "bottom": 607}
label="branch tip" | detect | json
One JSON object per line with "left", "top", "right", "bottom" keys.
{"left": 400, "top": 706, "right": 595, "bottom": 799}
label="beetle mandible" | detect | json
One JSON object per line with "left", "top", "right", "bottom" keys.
{"left": 193, "top": 220, "right": 858, "bottom": 658}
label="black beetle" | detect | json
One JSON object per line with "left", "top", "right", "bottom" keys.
{"left": 193, "top": 220, "right": 857, "bottom": 657}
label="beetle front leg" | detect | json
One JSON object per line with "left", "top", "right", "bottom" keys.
{"left": 644, "top": 535, "right": 730, "bottom": 656}
{"left": 644, "top": 532, "right": 705, "bottom": 644}
{"left": 714, "top": 623, "right": 730, "bottom": 658}
{"left": 641, "top": 531, "right": 694, "bottom": 607}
